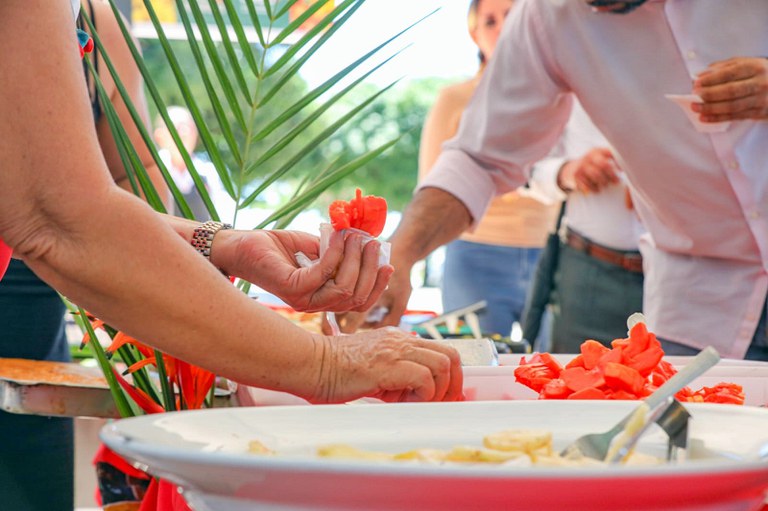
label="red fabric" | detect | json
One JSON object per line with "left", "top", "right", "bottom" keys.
{"left": 0, "top": 238, "right": 11, "bottom": 281}
{"left": 93, "top": 444, "right": 191, "bottom": 511}
{"left": 93, "top": 444, "right": 150, "bottom": 480}
{"left": 139, "top": 479, "right": 193, "bottom": 511}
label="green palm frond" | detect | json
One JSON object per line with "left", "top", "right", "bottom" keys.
{"left": 94, "top": 0, "right": 427, "bottom": 258}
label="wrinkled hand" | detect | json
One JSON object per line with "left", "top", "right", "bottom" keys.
{"left": 693, "top": 57, "right": 768, "bottom": 122}
{"left": 309, "top": 327, "right": 463, "bottom": 403}
{"left": 558, "top": 147, "right": 620, "bottom": 194}
{"left": 214, "top": 229, "right": 393, "bottom": 313}
{"left": 334, "top": 266, "right": 413, "bottom": 333}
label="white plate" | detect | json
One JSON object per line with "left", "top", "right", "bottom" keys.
{"left": 102, "top": 401, "right": 768, "bottom": 511}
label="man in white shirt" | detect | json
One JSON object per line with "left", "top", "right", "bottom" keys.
{"left": 350, "top": 0, "right": 768, "bottom": 360}
{"left": 523, "top": 100, "right": 645, "bottom": 352}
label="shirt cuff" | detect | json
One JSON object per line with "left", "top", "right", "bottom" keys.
{"left": 527, "top": 157, "right": 568, "bottom": 204}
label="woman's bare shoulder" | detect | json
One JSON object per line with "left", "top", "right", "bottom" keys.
{"left": 430, "top": 77, "right": 480, "bottom": 123}
{"left": 435, "top": 78, "right": 479, "bottom": 110}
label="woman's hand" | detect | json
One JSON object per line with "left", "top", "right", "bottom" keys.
{"left": 213, "top": 229, "right": 393, "bottom": 313}
{"left": 693, "top": 57, "right": 768, "bottom": 122}
{"left": 308, "top": 328, "right": 464, "bottom": 404}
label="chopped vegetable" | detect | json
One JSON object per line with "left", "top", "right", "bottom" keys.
{"left": 515, "top": 321, "right": 745, "bottom": 404}
{"left": 328, "top": 188, "right": 388, "bottom": 237}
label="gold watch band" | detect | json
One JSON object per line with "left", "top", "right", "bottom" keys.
{"left": 190, "top": 220, "right": 232, "bottom": 259}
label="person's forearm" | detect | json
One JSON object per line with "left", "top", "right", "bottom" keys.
{"left": 19, "top": 189, "right": 323, "bottom": 397}
{"left": 0, "top": 0, "right": 323, "bottom": 400}
{"left": 388, "top": 187, "right": 472, "bottom": 269}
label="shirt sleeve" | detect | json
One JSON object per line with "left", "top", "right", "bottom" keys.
{"left": 416, "top": 0, "right": 572, "bottom": 227}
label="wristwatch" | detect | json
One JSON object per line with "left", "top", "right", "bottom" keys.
{"left": 191, "top": 220, "right": 232, "bottom": 260}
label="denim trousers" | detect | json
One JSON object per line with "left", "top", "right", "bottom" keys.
{"left": 441, "top": 239, "right": 545, "bottom": 339}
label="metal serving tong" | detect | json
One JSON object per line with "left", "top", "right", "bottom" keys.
{"left": 560, "top": 347, "right": 720, "bottom": 463}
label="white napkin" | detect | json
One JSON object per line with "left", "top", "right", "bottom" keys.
{"left": 665, "top": 94, "right": 730, "bottom": 133}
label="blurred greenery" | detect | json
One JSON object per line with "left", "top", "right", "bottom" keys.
{"left": 140, "top": 39, "right": 329, "bottom": 209}
{"left": 319, "top": 77, "right": 451, "bottom": 212}
{"left": 140, "top": 38, "right": 452, "bottom": 214}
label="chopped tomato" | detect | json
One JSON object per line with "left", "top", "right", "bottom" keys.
{"left": 561, "top": 366, "right": 605, "bottom": 393}
{"left": 603, "top": 362, "right": 645, "bottom": 396}
{"left": 540, "top": 379, "right": 571, "bottom": 399}
{"left": 328, "top": 188, "right": 388, "bottom": 237}
{"left": 580, "top": 340, "right": 610, "bottom": 370}
{"left": 514, "top": 364, "right": 556, "bottom": 392}
{"left": 514, "top": 322, "right": 744, "bottom": 405}
{"left": 626, "top": 346, "right": 664, "bottom": 377}
{"left": 624, "top": 322, "right": 650, "bottom": 357}
{"left": 565, "top": 354, "right": 585, "bottom": 369}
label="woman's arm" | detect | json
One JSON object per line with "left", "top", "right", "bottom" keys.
{"left": 0, "top": 1, "right": 461, "bottom": 403}
{"left": 417, "top": 83, "right": 470, "bottom": 181}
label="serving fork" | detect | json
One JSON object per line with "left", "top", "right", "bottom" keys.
{"left": 560, "top": 346, "right": 720, "bottom": 462}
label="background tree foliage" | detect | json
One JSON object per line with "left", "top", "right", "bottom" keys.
{"left": 141, "top": 37, "right": 453, "bottom": 215}
{"left": 319, "top": 77, "right": 451, "bottom": 212}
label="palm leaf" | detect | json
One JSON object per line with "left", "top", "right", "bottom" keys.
{"left": 241, "top": 80, "right": 399, "bottom": 208}
{"left": 105, "top": 1, "right": 231, "bottom": 214}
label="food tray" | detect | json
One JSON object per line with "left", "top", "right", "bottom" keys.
{"left": 240, "top": 356, "right": 768, "bottom": 407}
{"left": 0, "top": 358, "right": 119, "bottom": 418}
{"left": 0, "top": 358, "right": 235, "bottom": 418}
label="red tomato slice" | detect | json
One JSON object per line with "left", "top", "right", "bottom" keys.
{"left": 561, "top": 366, "right": 605, "bottom": 393}
{"left": 565, "top": 354, "right": 585, "bottom": 369}
{"left": 603, "top": 362, "right": 645, "bottom": 396}
{"left": 626, "top": 346, "right": 664, "bottom": 378}
{"left": 580, "top": 340, "right": 610, "bottom": 370}
{"left": 540, "top": 378, "right": 571, "bottom": 399}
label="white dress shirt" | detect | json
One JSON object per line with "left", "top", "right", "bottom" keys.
{"left": 528, "top": 100, "right": 646, "bottom": 251}
{"left": 418, "top": 0, "right": 768, "bottom": 358}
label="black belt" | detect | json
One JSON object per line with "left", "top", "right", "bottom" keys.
{"left": 563, "top": 228, "right": 643, "bottom": 273}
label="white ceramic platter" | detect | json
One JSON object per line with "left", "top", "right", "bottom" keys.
{"left": 102, "top": 400, "right": 768, "bottom": 511}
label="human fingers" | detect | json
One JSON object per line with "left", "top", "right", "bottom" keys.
{"left": 376, "top": 360, "right": 436, "bottom": 402}
{"left": 328, "top": 233, "right": 365, "bottom": 306}
{"left": 695, "top": 58, "right": 763, "bottom": 89}
{"left": 586, "top": 150, "right": 620, "bottom": 186}
{"left": 345, "top": 239, "right": 383, "bottom": 311}
{"left": 411, "top": 339, "right": 463, "bottom": 401}
{"left": 697, "top": 107, "right": 768, "bottom": 123}
{"left": 373, "top": 287, "right": 410, "bottom": 328}
{"left": 574, "top": 162, "right": 601, "bottom": 193}
{"left": 694, "top": 60, "right": 767, "bottom": 117}
{"left": 693, "top": 94, "right": 768, "bottom": 121}
{"left": 307, "top": 230, "right": 344, "bottom": 284}
{"left": 336, "top": 310, "right": 369, "bottom": 333}
{"left": 354, "top": 264, "right": 394, "bottom": 313}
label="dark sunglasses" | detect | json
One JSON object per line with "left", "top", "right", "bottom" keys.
{"left": 586, "top": 0, "right": 647, "bottom": 14}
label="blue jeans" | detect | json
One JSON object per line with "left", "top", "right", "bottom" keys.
{"left": 659, "top": 297, "right": 768, "bottom": 361}
{"left": 441, "top": 239, "right": 545, "bottom": 339}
